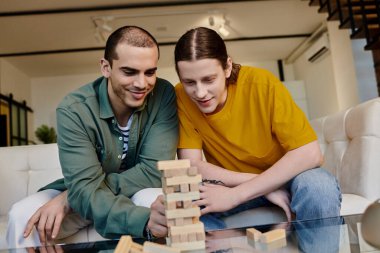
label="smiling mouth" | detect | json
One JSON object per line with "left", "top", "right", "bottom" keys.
{"left": 196, "top": 98, "right": 212, "bottom": 107}
{"left": 130, "top": 90, "right": 147, "bottom": 100}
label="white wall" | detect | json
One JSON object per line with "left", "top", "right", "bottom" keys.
{"left": 0, "top": 59, "right": 34, "bottom": 143}
{"left": 0, "top": 59, "right": 31, "bottom": 105}
{"left": 351, "top": 39, "right": 378, "bottom": 102}
{"left": 31, "top": 73, "right": 98, "bottom": 132}
{"left": 327, "top": 21, "right": 359, "bottom": 110}
{"left": 293, "top": 21, "right": 361, "bottom": 119}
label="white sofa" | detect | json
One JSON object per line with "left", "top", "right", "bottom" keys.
{"left": 1, "top": 97, "right": 379, "bottom": 249}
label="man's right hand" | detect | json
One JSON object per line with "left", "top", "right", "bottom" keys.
{"left": 24, "top": 190, "right": 71, "bottom": 245}
{"left": 264, "top": 188, "right": 292, "bottom": 221}
{"left": 147, "top": 195, "right": 167, "bottom": 238}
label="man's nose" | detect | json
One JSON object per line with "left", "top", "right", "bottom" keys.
{"left": 195, "top": 84, "right": 207, "bottom": 98}
{"left": 134, "top": 74, "right": 147, "bottom": 89}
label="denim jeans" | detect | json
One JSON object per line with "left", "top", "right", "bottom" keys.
{"left": 201, "top": 168, "right": 342, "bottom": 231}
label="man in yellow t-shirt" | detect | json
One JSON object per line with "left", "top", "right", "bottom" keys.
{"left": 174, "top": 27, "right": 341, "bottom": 229}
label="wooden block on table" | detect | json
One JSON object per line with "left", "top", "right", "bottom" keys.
{"left": 166, "top": 207, "right": 201, "bottom": 219}
{"left": 165, "top": 175, "right": 202, "bottom": 186}
{"left": 166, "top": 191, "right": 200, "bottom": 202}
{"left": 246, "top": 227, "right": 262, "bottom": 241}
{"left": 131, "top": 242, "right": 143, "bottom": 251}
{"left": 143, "top": 241, "right": 181, "bottom": 253}
{"left": 157, "top": 159, "right": 190, "bottom": 170}
{"left": 114, "top": 235, "right": 132, "bottom": 253}
{"left": 259, "top": 228, "right": 286, "bottom": 243}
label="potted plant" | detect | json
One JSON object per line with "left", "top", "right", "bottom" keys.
{"left": 35, "top": 124, "right": 57, "bottom": 144}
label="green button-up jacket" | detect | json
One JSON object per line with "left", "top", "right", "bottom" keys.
{"left": 43, "top": 76, "right": 178, "bottom": 238}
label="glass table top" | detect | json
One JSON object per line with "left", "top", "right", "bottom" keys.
{"left": 2, "top": 214, "right": 379, "bottom": 253}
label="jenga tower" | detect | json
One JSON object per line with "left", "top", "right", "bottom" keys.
{"left": 157, "top": 159, "right": 206, "bottom": 252}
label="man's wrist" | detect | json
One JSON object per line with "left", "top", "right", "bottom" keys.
{"left": 144, "top": 223, "right": 156, "bottom": 241}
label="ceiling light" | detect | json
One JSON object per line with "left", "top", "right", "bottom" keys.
{"left": 218, "top": 24, "right": 230, "bottom": 37}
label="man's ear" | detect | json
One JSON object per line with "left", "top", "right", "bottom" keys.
{"left": 100, "top": 58, "right": 111, "bottom": 78}
{"left": 225, "top": 57, "right": 233, "bottom": 78}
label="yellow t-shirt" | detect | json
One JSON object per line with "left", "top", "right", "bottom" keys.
{"left": 175, "top": 66, "right": 317, "bottom": 174}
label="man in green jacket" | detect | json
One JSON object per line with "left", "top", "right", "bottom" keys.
{"left": 7, "top": 26, "right": 178, "bottom": 247}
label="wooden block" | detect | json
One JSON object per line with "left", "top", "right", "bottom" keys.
{"left": 171, "top": 234, "right": 181, "bottom": 243}
{"left": 166, "top": 207, "right": 200, "bottom": 219}
{"left": 114, "top": 235, "right": 132, "bottom": 253}
{"left": 166, "top": 191, "right": 200, "bottom": 202}
{"left": 170, "top": 222, "right": 204, "bottom": 235}
{"left": 188, "top": 232, "right": 197, "bottom": 242}
{"left": 173, "top": 185, "right": 180, "bottom": 192}
{"left": 183, "top": 217, "right": 193, "bottom": 225}
{"left": 130, "top": 248, "right": 143, "bottom": 253}
{"left": 157, "top": 159, "right": 190, "bottom": 170}
{"left": 259, "top": 228, "right": 286, "bottom": 243}
{"left": 196, "top": 232, "right": 206, "bottom": 241}
{"left": 165, "top": 201, "right": 177, "bottom": 210}
{"left": 176, "top": 201, "right": 183, "bottom": 208}
{"left": 170, "top": 240, "right": 206, "bottom": 251}
{"left": 175, "top": 217, "right": 184, "bottom": 226}
{"left": 163, "top": 186, "right": 174, "bottom": 194}
{"left": 166, "top": 175, "right": 202, "bottom": 186}
{"left": 183, "top": 200, "right": 192, "bottom": 209}
{"left": 143, "top": 241, "right": 181, "bottom": 253}
{"left": 131, "top": 242, "right": 143, "bottom": 251}
{"left": 187, "top": 166, "right": 198, "bottom": 176}
{"left": 163, "top": 167, "right": 189, "bottom": 177}
{"left": 246, "top": 227, "right": 262, "bottom": 241}
{"left": 167, "top": 219, "right": 175, "bottom": 227}
{"left": 192, "top": 216, "right": 200, "bottom": 223}
{"left": 180, "top": 233, "right": 188, "bottom": 242}
{"left": 190, "top": 183, "right": 199, "bottom": 192}
{"left": 180, "top": 183, "right": 189, "bottom": 193}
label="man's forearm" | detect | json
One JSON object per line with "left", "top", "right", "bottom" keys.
{"left": 192, "top": 160, "right": 256, "bottom": 187}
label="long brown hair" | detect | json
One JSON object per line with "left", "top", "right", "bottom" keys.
{"left": 174, "top": 27, "right": 240, "bottom": 85}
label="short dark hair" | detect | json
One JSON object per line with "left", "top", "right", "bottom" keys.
{"left": 174, "top": 27, "right": 240, "bottom": 85}
{"left": 104, "top": 26, "right": 160, "bottom": 66}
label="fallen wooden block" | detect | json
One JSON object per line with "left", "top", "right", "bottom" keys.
{"left": 246, "top": 227, "right": 262, "bottom": 241}
{"left": 114, "top": 235, "right": 133, "bottom": 253}
{"left": 259, "top": 228, "right": 286, "bottom": 243}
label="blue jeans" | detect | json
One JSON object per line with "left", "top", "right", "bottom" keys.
{"left": 201, "top": 168, "right": 342, "bottom": 231}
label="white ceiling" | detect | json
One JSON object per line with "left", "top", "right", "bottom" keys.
{"left": 0, "top": 0, "right": 325, "bottom": 77}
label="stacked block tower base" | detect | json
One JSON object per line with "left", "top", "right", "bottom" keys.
{"left": 157, "top": 159, "right": 206, "bottom": 252}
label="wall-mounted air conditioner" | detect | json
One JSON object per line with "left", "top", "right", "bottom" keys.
{"left": 305, "top": 32, "right": 330, "bottom": 63}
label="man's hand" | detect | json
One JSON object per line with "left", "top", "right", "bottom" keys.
{"left": 24, "top": 190, "right": 71, "bottom": 245}
{"left": 147, "top": 195, "right": 167, "bottom": 238}
{"left": 195, "top": 184, "right": 241, "bottom": 215}
{"left": 264, "top": 188, "right": 292, "bottom": 221}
